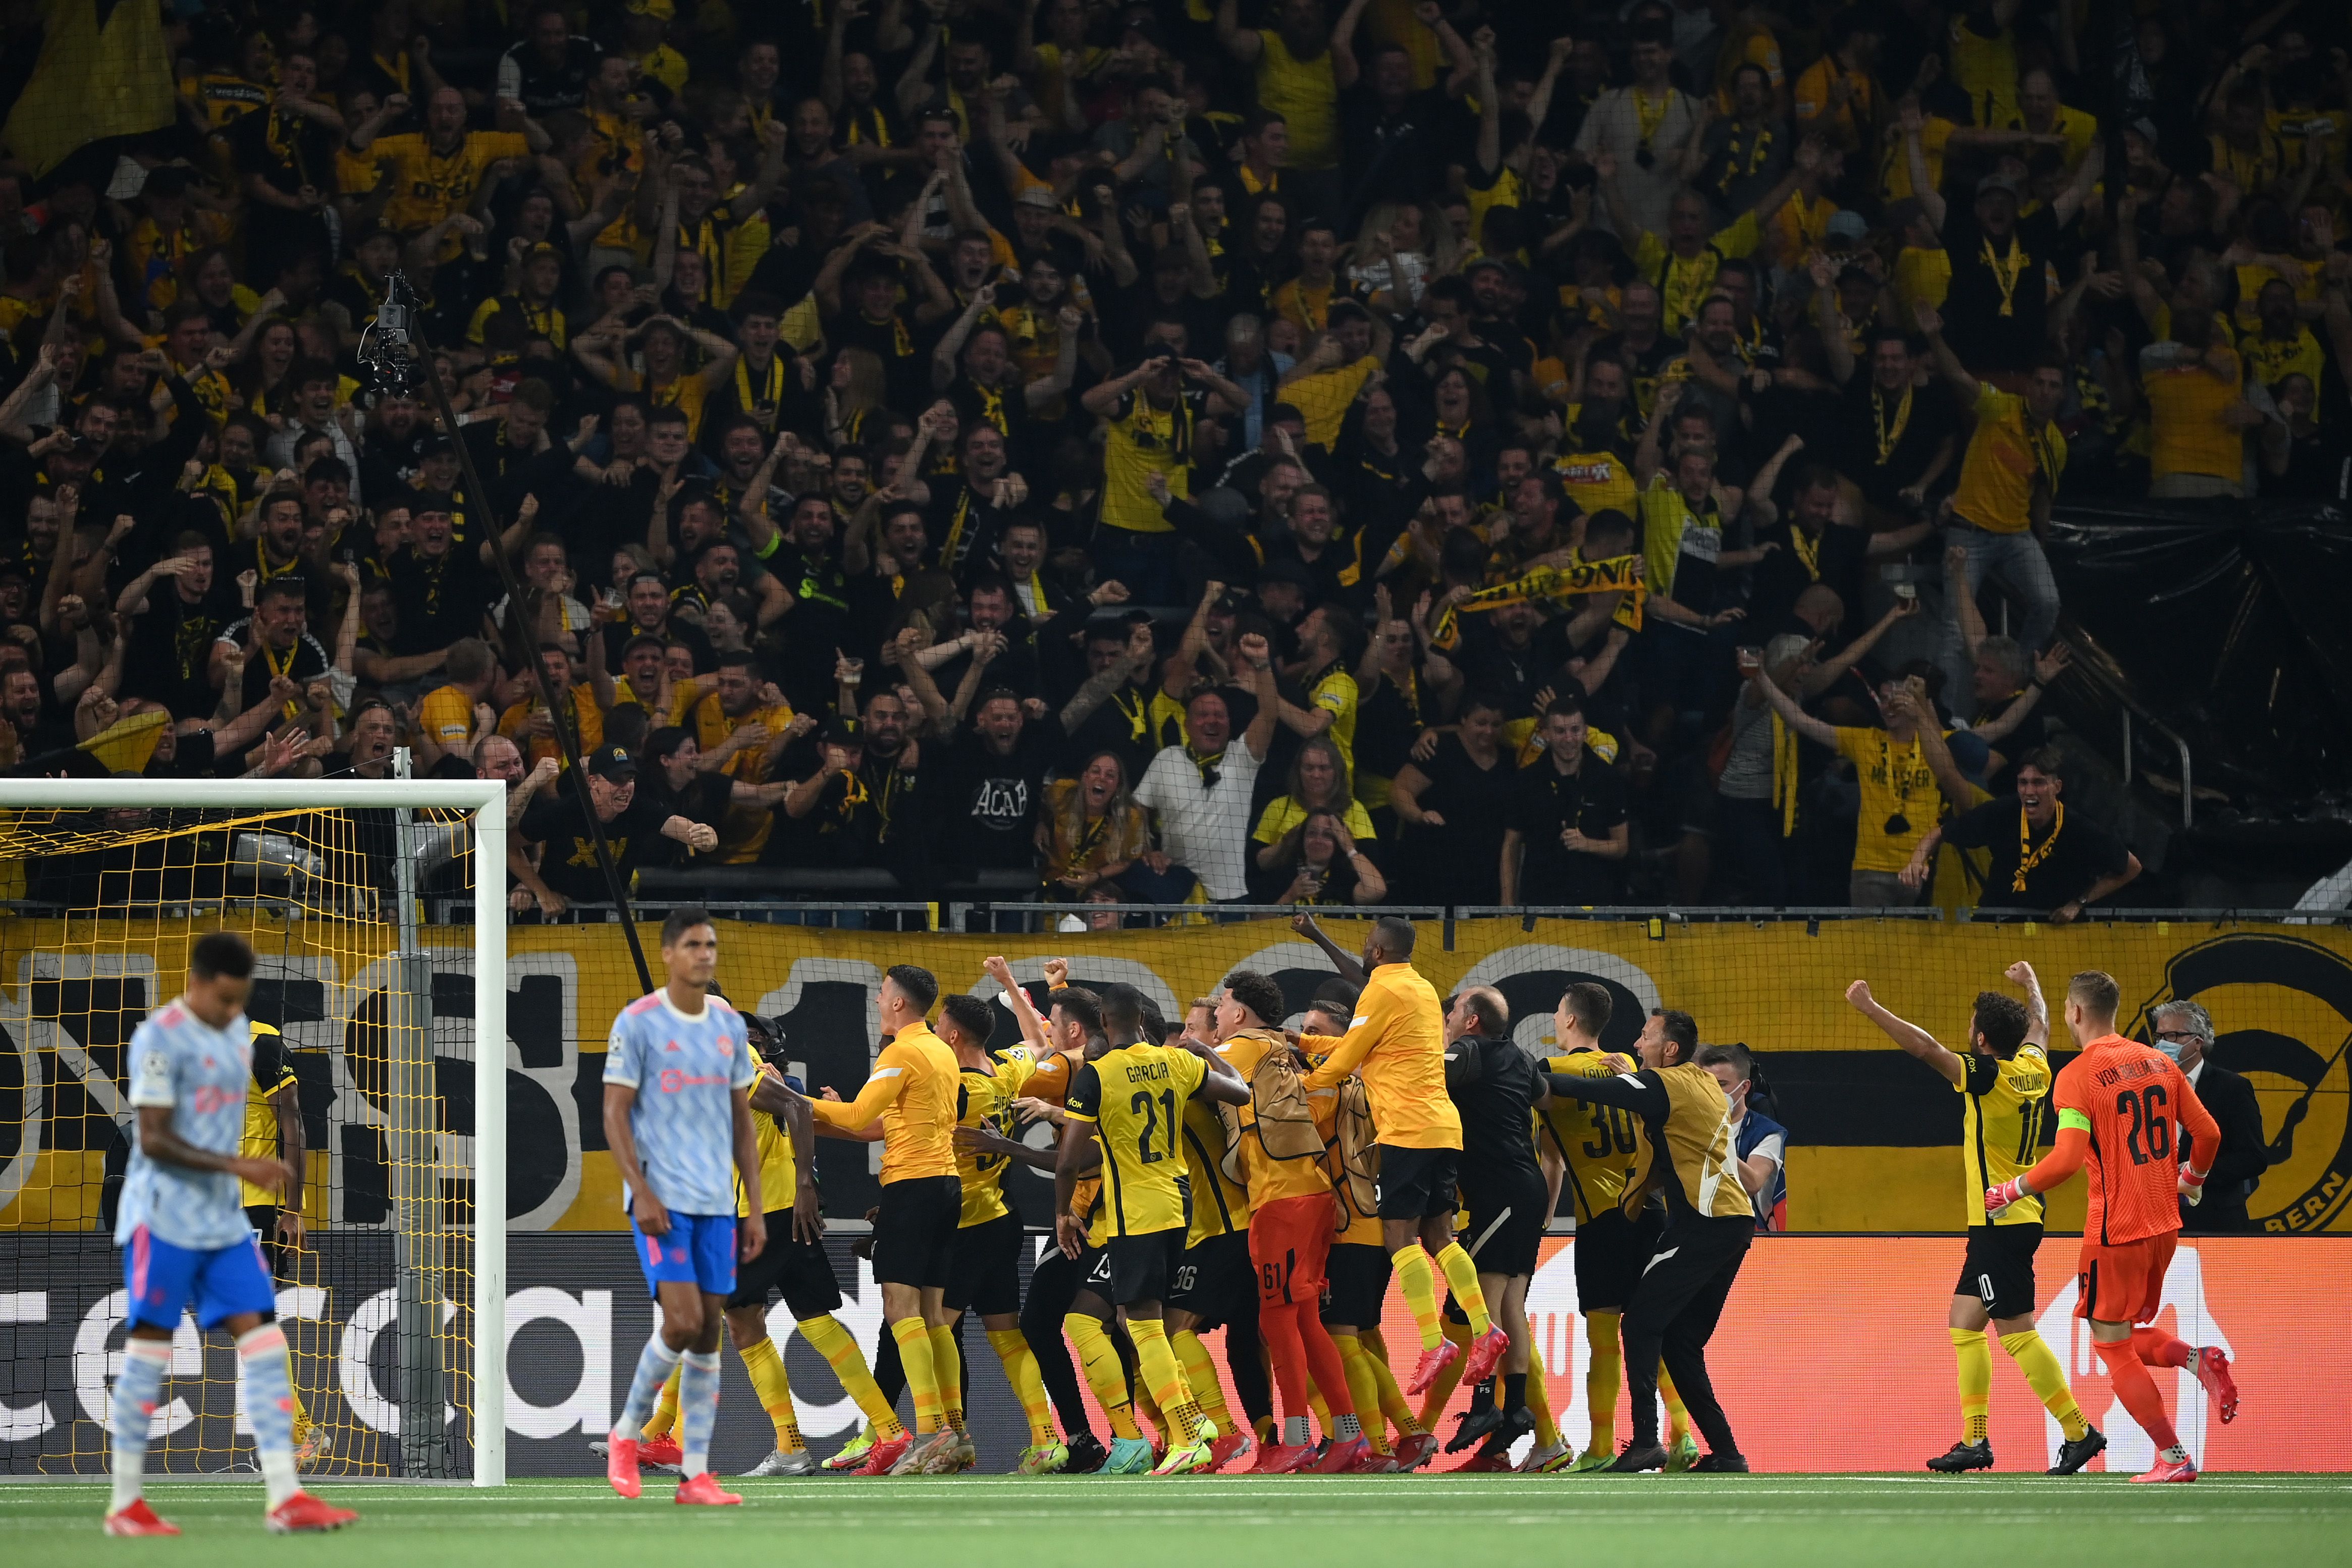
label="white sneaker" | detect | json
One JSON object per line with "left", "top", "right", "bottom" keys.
{"left": 1518, "top": 1438, "right": 1569, "bottom": 1474}
{"left": 739, "top": 1447, "right": 817, "bottom": 1477}
{"left": 891, "top": 1430, "right": 961, "bottom": 1475}
{"left": 292, "top": 1428, "right": 330, "bottom": 1470}
{"left": 952, "top": 1434, "right": 978, "bottom": 1472}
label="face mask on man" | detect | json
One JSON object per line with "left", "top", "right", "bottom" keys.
{"left": 2155, "top": 1037, "right": 2190, "bottom": 1063}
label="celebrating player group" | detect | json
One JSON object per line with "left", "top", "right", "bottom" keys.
{"left": 96, "top": 914, "right": 2247, "bottom": 1532}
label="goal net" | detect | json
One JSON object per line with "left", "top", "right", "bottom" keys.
{"left": 0, "top": 777, "right": 507, "bottom": 1485}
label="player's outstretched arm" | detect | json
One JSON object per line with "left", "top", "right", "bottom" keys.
{"left": 810, "top": 1053, "right": 911, "bottom": 1130}
{"left": 1542, "top": 1067, "right": 1668, "bottom": 1122}
{"left": 1291, "top": 909, "right": 1369, "bottom": 987}
{"left": 985, "top": 955, "right": 1050, "bottom": 1054}
{"left": 1175, "top": 1035, "right": 1250, "bottom": 1106}
{"left": 1988, "top": 1124, "right": 2089, "bottom": 1215}
{"left": 2004, "top": 961, "right": 2050, "bottom": 1047}
{"left": 764, "top": 1078, "right": 825, "bottom": 1245}
{"left": 1844, "top": 980, "right": 1967, "bottom": 1086}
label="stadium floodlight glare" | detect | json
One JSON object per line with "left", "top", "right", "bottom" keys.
{"left": 0, "top": 776, "right": 508, "bottom": 1487}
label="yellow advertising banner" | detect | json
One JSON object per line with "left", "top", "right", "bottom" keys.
{"left": 5, "top": 914, "right": 2346, "bottom": 1236}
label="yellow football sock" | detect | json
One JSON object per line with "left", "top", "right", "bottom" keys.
{"left": 287, "top": 1377, "right": 311, "bottom": 1444}
{"left": 1660, "top": 1365, "right": 1690, "bottom": 1443}
{"left": 1362, "top": 1327, "right": 1420, "bottom": 1436}
{"left": 648, "top": 1362, "right": 683, "bottom": 1443}
{"left": 889, "top": 1318, "right": 942, "bottom": 1435}
{"left": 1331, "top": 1334, "right": 1390, "bottom": 1453}
{"left": 798, "top": 1314, "right": 905, "bottom": 1439}
{"left": 1306, "top": 1382, "right": 1332, "bottom": 1433}
{"left": 1064, "top": 1314, "right": 1141, "bottom": 1440}
{"left": 1171, "top": 1329, "right": 1234, "bottom": 1432}
{"left": 1129, "top": 1319, "right": 1204, "bottom": 1443}
{"left": 1584, "top": 1312, "right": 1622, "bottom": 1453}
{"left": 987, "top": 1328, "right": 1057, "bottom": 1447}
{"left": 1952, "top": 1327, "right": 1992, "bottom": 1445}
{"left": 1417, "top": 1316, "right": 1475, "bottom": 1429}
{"left": 927, "top": 1323, "right": 965, "bottom": 1435}
{"left": 1432, "top": 1244, "right": 1492, "bottom": 1336}
{"left": 737, "top": 1334, "right": 804, "bottom": 1452}
{"left": 1134, "top": 1377, "right": 1167, "bottom": 1448}
{"left": 1392, "top": 1246, "right": 1445, "bottom": 1350}
{"left": 2001, "top": 1329, "right": 2090, "bottom": 1442}
{"left": 1526, "top": 1341, "right": 1558, "bottom": 1448}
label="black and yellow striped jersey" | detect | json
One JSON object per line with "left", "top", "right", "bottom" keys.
{"left": 1960, "top": 1043, "right": 2050, "bottom": 1227}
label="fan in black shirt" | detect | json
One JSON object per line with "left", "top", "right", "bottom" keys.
{"left": 931, "top": 691, "right": 1058, "bottom": 876}
{"left": 512, "top": 744, "right": 717, "bottom": 917}
{"left": 1901, "top": 749, "right": 2140, "bottom": 919}
{"left": 1500, "top": 701, "right": 1630, "bottom": 906}
{"left": 1907, "top": 108, "right": 2102, "bottom": 375}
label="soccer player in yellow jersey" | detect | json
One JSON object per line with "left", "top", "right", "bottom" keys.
{"left": 933, "top": 992, "right": 1057, "bottom": 1473}
{"left": 1161, "top": 997, "right": 1266, "bottom": 1473}
{"left": 794, "top": 965, "right": 965, "bottom": 1475}
{"left": 1055, "top": 984, "right": 1249, "bottom": 1476}
{"left": 238, "top": 1022, "right": 321, "bottom": 1466}
{"left": 1294, "top": 914, "right": 1508, "bottom": 1398}
{"left": 1846, "top": 961, "right": 2105, "bottom": 1475}
{"left": 1535, "top": 984, "right": 1698, "bottom": 1472}
{"left": 984, "top": 961, "right": 1113, "bottom": 1475}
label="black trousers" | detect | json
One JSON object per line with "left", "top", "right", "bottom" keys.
{"left": 1620, "top": 1213, "right": 1752, "bottom": 1457}
{"left": 1021, "top": 1246, "right": 1093, "bottom": 1438}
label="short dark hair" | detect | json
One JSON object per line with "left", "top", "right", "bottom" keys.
{"left": 1562, "top": 982, "right": 1613, "bottom": 1037}
{"left": 1651, "top": 1008, "right": 1699, "bottom": 1066}
{"left": 1695, "top": 1042, "right": 1752, "bottom": 1080}
{"left": 938, "top": 993, "right": 993, "bottom": 1043}
{"left": 886, "top": 963, "right": 939, "bottom": 1013}
{"left": 660, "top": 906, "right": 714, "bottom": 946}
{"left": 1051, "top": 984, "right": 1103, "bottom": 1038}
{"left": 190, "top": 932, "right": 255, "bottom": 980}
{"left": 1222, "top": 969, "right": 1285, "bottom": 1027}
{"left": 1372, "top": 915, "right": 1418, "bottom": 959}
{"left": 1100, "top": 982, "right": 1147, "bottom": 1040}
{"left": 1971, "top": 992, "right": 2029, "bottom": 1058}
{"left": 2017, "top": 745, "right": 2064, "bottom": 780}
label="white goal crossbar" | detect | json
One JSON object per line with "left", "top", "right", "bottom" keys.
{"left": 0, "top": 778, "right": 508, "bottom": 1485}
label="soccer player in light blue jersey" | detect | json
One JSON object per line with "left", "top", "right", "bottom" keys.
{"left": 103, "top": 932, "right": 359, "bottom": 1537}
{"left": 603, "top": 906, "right": 766, "bottom": 1504}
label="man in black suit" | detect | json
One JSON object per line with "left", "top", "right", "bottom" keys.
{"left": 2154, "top": 1000, "right": 2270, "bottom": 1233}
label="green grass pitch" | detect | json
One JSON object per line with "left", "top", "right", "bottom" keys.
{"left": 8, "top": 1475, "right": 2352, "bottom": 1567}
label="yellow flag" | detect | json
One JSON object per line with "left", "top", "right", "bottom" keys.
{"left": 1, "top": 0, "right": 177, "bottom": 178}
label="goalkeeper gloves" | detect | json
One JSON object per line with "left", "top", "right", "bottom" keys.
{"left": 2177, "top": 1164, "right": 2208, "bottom": 1205}
{"left": 1984, "top": 1177, "right": 2029, "bottom": 1216}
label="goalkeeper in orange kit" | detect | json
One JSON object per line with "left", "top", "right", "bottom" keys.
{"left": 1984, "top": 972, "right": 2241, "bottom": 1483}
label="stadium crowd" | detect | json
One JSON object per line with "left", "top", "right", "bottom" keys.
{"left": 1, "top": 0, "right": 2346, "bottom": 913}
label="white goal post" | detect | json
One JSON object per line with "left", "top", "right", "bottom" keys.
{"left": 0, "top": 776, "right": 508, "bottom": 1486}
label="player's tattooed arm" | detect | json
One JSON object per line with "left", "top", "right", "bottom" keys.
{"left": 135, "top": 1104, "right": 292, "bottom": 1196}
{"left": 2005, "top": 961, "right": 2050, "bottom": 1047}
